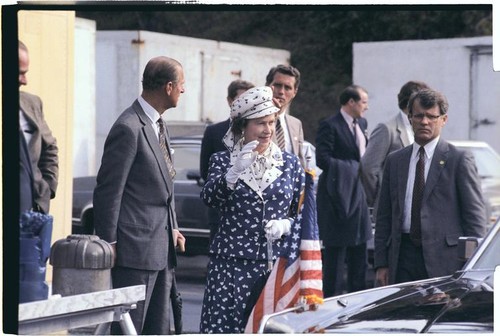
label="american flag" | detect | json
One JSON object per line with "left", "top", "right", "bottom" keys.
{"left": 244, "top": 169, "right": 324, "bottom": 333}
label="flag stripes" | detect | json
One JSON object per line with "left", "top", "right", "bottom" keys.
{"left": 244, "top": 170, "right": 324, "bottom": 333}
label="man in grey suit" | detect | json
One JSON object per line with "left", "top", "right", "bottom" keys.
{"left": 374, "top": 88, "right": 486, "bottom": 287}
{"left": 265, "top": 64, "right": 305, "bottom": 165}
{"left": 361, "top": 81, "right": 428, "bottom": 220}
{"left": 19, "top": 40, "right": 59, "bottom": 214}
{"left": 93, "top": 56, "right": 186, "bottom": 334}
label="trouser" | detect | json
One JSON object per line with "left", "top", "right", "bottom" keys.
{"left": 111, "top": 265, "right": 173, "bottom": 335}
{"left": 395, "top": 234, "right": 428, "bottom": 283}
{"left": 322, "top": 243, "right": 367, "bottom": 297}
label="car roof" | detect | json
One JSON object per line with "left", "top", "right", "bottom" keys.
{"left": 171, "top": 135, "right": 203, "bottom": 144}
{"left": 448, "top": 140, "right": 491, "bottom": 148}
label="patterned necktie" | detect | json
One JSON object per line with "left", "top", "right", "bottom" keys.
{"left": 275, "top": 118, "right": 286, "bottom": 151}
{"left": 157, "top": 118, "right": 176, "bottom": 179}
{"left": 410, "top": 146, "right": 425, "bottom": 246}
{"left": 353, "top": 119, "right": 366, "bottom": 157}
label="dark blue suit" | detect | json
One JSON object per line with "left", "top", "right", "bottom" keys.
{"left": 200, "top": 119, "right": 230, "bottom": 180}
{"left": 200, "top": 118, "right": 230, "bottom": 241}
{"left": 316, "top": 112, "right": 372, "bottom": 297}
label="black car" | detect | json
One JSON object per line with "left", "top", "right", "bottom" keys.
{"left": 71, "top": 136, "right": 210, "bottom": 255}
{"left": 259, "top": 218, "right": 498, "bottom": 333}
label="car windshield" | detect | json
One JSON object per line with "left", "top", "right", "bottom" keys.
{"left": 464, "top": 145, "right": 500, "bottom": 179}
{"left": 172, "top": 143, "right": 200, "bottom": 180}
{"left": 467, "top": 220, "right": 500, "bottom": 270}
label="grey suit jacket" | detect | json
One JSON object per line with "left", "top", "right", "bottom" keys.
{"left": 93, "top": 100, "right": 177, "bottom": 271}
{"left": 19, "top": 91, "right": 59, "bottom": 214}
{"left": 272, "top": 114, "right": 305, "bottom": 165}
{"left": 361, "top": 112, "right": 411, "bottom": 211}
{"left": 374, "top": 139, "right": 487, "bottom": 284}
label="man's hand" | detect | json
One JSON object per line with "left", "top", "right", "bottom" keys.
{"left": 272, "top": 97, "right": 282, "bottom": 110}
{"left": 110, "top": 243, "right": 117, "bottom": 264}
{"left": 375, "top": 267, "right": 389, "bottom": 287}
{"left": 173, "top": 229, "right": 186, "bottom": 252}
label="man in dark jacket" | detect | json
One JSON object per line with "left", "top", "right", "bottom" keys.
{"left": 316, "top": 85, "right": 372, "bottom": 297}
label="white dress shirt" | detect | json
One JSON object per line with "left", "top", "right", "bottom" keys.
{"left": 402, "top": 136, "right": 440, "bottom": 233}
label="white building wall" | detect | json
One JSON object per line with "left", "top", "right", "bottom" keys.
{"left": 95, "top": 30, "right": 290, "bottom": 167}
{"left": 73, "top": 18, "right": 96, "bottom": 177}
{"left": 353, "top": 36, "right": 500, "bottom": 153}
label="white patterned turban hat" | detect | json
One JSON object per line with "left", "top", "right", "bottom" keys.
{"left": 223, "top": 86, "right": 280, "bottom": 151}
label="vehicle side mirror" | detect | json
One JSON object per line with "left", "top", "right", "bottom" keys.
{"left": 458, "top": 236, "right": 483, "bottom": 262}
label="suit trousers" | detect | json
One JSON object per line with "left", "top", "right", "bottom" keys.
{"left": 111, "top": 265, "right": 174, "bottom": 335}
{"left": 322, "top": 244, "right": 367, "bottom": 297}
{"left": 395, "top": 234, "right": 429, "bottom": 284}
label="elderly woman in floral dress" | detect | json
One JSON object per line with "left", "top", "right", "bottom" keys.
{"left": 199, "top": 86, "right": 305, "bottom": 333}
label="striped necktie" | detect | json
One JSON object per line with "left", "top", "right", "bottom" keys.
{"left": 410, "top": 146, "right": 425, "bottom": 246}
{"left": 157, "top": 118, "right": 176, "bottom": 179}
{"left": 275, "top": 118, "right": 286, "bottom": 151}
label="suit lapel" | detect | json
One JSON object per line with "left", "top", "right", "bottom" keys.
{"left": 133, "top": 101, "right": 174, "bottom": 192}
{"left": 19, "top": 96, "right": 39, "bottom": 148}
{"left": 284, "top": 114, "right": 299, "bottom": 154}
{"left": 396, "top": 113, "right": 411, "bottom": 147}
{"left": 423, "top": 140, "right": 448, "bottom": 203}
{"left": 259, "top": 166, "right": 283, "bottom": 192}
{"left": 238, "top": 144, "right": 284, "bottom": 199}
{"left": 336, "top": 113, "right": 358, "bottom": 158}
{"left": 398, "top": 147, "right": 412, "bottom": 208}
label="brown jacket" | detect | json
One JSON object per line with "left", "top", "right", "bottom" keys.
{"left": 20, "top": 91, "right": 59, "bottom": 214}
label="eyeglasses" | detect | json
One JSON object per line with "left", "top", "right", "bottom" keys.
{"left": 411, "top": 113, "right": 443, "bottom": 121}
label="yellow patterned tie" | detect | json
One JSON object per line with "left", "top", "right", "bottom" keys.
{"left": 157, "top": 118, "right": 176, "bottom": 179}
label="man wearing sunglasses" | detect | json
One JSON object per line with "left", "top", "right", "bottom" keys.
{"left": 374, "top": 88, "right": 486, "bottom": 287}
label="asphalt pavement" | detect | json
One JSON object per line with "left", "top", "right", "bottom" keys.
{"left": 175, "top": 254, "right": 209, "bottom": 334}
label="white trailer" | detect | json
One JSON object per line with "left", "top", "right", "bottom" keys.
{"left": 353, "top": 36, "right": 500, "bottom": 153}
{"left": 73, "top": 23, "right": 290, "bottom": 175}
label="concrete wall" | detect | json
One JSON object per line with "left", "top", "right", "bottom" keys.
{"left": 73, "top": 18, "right": 96, "bottom": 177}
{"left": 18, "top": 10, "right": 76, "bottom": 280}
{"left": 353, "top": 36, "right": 500, "bottom": 153}
{"left": 94, "top": 30, "right": 290, "bottom": 170}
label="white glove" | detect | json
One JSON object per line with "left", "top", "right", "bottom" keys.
{"left": 265, "top": 218, "right": 292, "bottom": 241}
{"left": 226, "top": 140, "right": 259, "bottom": 185}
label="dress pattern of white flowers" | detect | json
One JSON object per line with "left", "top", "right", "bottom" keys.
{"left": 199, "top": 143, "right": 304, "bottom": 333}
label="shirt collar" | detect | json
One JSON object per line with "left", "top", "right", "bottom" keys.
{"left": 412, "top": 136, "right": 440, "bottom": 160}
{"left": 340, "top": 109, "right": 355, "bottom": 125}
{"left": 279, "top": 112, "right": 286, "bottom": 123}
{"left": 138, "top": 96, "right": 162, "bottom": 124}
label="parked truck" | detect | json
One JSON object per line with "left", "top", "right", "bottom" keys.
{"left": 353, "top": 36, "right": 499, "bottom": 153}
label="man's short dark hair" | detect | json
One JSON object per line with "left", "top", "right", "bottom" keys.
{"left": 398, "top": 80, "right": 429, "bottom": 110}
{"left": 265, "top": 64, "right": 301, "bottom": 89}
{"left": 339, "top": 85, "right": 367, "bottom": 106}
{"left": 142, "top": 56, "right": 182, "bottom": 91}
{"left": 408, "top": 88, "right": 449, "bottom": 116}
{"left": 227, "top": 79, "right": 254, "bottom": 100}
